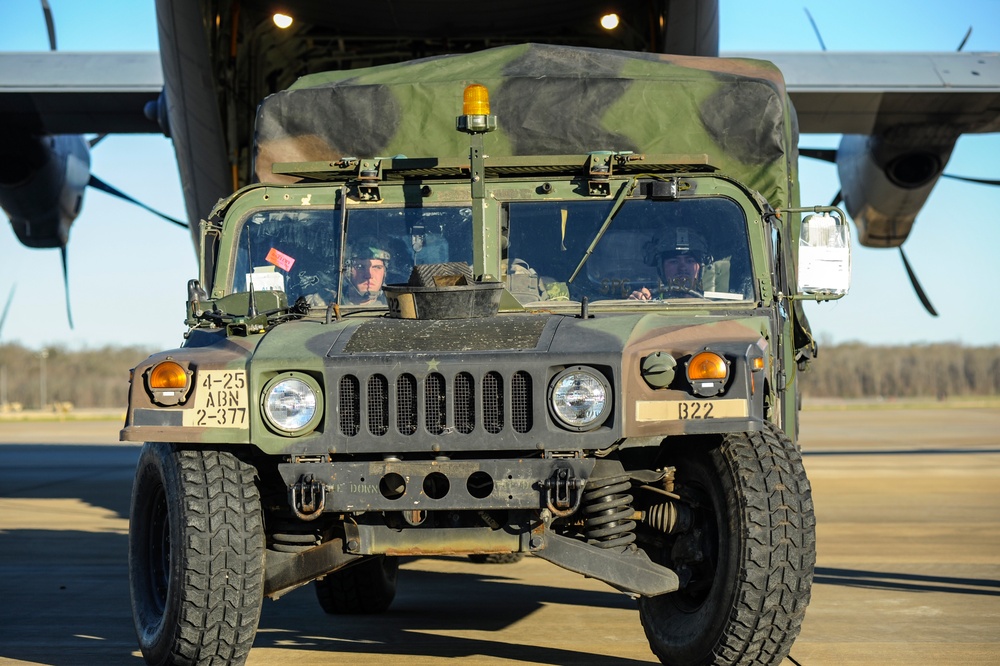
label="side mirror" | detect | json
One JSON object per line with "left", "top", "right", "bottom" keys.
{"left": 797, "top": 212, "right": 851, "bottom": 300}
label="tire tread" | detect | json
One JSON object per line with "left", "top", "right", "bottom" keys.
{"left": 130, "top": 444, "right": 264, "bottom": 666}
{"left": 639, "top": 424, "right": 815, "bottom": 665}
{"left": 713, "top": 424, "right": 815, "bottom": 665}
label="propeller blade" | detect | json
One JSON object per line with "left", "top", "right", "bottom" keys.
{"left": 88, "top": 134, "right": 108, "bottom": 148}
{"left": 803, "top": 8, "right": 827, "bottom": 51}
{"left": 830, "top": 190, "right": 843, "bottom": 207}
{"left": 0, "top": 284, "right": 16, "bottom": 338}
{"left": 88, "top": 175, "right": 188, "bottom": 229}
{"left": 60, "top": 245, "right": 73, "bottom": 329}
{"left": 942, "top": 173, "right": 1000, "bottom": 186}
{"left": 800, "top": 147, "right": 837, "bottom": 164}
{"left": 41, "top": 0, "right": 56, "bottom": 51}
{"left": 957, "top": 26, "right": 972, "bottom": 52}
{"left": 899, "top": 247, "right": 938, "bottom": 317}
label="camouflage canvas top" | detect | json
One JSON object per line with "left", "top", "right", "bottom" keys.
{"left": 254, "top": 43, "right": 796, "bottom": 209}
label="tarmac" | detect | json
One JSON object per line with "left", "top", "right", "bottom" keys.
{"left": 0, "top": 402, "right": 997, "bottom": 665}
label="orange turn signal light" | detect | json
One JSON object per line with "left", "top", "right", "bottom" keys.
{"left": 149, "top": 361, "right": 188, "bottom": 389}
{"left": 463, "top": 84, "right": 490, "bottom": 115}
{"left": 687, "top": 351, "right": 728, "bottom": 381}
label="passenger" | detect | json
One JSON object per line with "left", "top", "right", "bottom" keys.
{"left": 344, "top": 236, "right": 391, "bottom": 305}
{"left": 629, "top": 227, "right": 708, "bottom": 300}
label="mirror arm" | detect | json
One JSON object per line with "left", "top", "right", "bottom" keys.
{"left": 789, "top": 291, "right": 847, "bottom": 302}
{"left": 779, "top": 204, "right": 848, "bottom": 217}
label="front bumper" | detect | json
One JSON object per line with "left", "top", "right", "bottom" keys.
{"left": 280, "top": 457, "right": 596, "bottom": 513}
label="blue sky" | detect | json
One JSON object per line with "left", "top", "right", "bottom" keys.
{"left": 1, "top": 0, "right": 999, "bottom": 350}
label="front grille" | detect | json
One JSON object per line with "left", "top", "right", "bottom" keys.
{"left": 338, "top": 370, "right": 534, "bottom": 437}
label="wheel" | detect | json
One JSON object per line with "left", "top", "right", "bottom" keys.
{"left": 129, "top": 443, "right": 264, "bottom": 666}
{"left": 638, "top": 424, "right": 815, "bottom": 665}
{"left": 314, "top": 555, "right": 398, "bottom": 614}
{"left": 467, "top": 552, "right": 525, "bottom": 564}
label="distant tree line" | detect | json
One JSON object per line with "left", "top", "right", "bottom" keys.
{"left": 0, "top": 342, "right": 997, "bottom": 411}
{"left": 799, "top": 343, "right": 1000, "bottom": 398}
{"left": 0, "top": 344, "right": 153, "bottom": 410}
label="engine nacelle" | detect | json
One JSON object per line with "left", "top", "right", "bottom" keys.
{"left": 836, "top": 133, "right": 956, "bottom": 248}
{"left": 0, "top": 133, "right": 91, "bottom": 249}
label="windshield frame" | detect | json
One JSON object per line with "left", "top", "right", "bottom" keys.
{"left": 211, "top": 175, "right": 767, "bottom": 314}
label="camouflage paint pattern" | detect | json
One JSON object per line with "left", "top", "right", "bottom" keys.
{"left": 254, "top": 44, "right": 794, "bottom": 211}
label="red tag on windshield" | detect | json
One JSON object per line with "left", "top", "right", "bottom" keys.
{"left": 265, "top": 247, "right": 295, "bottom": 271}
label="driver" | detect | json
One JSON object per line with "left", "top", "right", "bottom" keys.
{"left": 344, "top": 236, "right": 391, "bottom": 305}
{"left": 629, "top": 227, "right": 708, "bottom": 300}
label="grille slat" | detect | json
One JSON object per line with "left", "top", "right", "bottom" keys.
{"left": 455, "top": 372, "right": 475, "bottom": 434}
{"left": 396, "top": 374, "right": 417, "bottom": 435}
{"left": 339, "top": 376, "right": 360, "bottom": 436}
{"left": 425, "top": 373, "right": 446, "bottom": 435}
{"left": 483, "top": 372, "right": 504, "bottom": 434}
{"left": 367, "top": 375, "right": 389, "bottom": 436}
{"left": 512, "top": 371, "right": 532, "bottom": 434}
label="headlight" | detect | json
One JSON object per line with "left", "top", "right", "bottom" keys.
{"left": 548, "top": 366, "right": 612, "bottom": 431}
{"left": 263, "top": 374, "right": 322, "bottom": 435}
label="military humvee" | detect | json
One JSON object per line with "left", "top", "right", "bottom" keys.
{"left": 122, "top": 44, "right": 850, "bottom": 666}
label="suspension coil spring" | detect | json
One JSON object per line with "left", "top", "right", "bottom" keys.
{"left": 582, "top": 474, "right": 636, "bottom": 549}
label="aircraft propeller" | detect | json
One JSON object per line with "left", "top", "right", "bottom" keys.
{"left": 800, "top": 145, "right": 999, "bottom": 317}
{"left": 797, "top": 13, "right": 1000, "bottom": 317}
{"left": 810, "top": 148, "right": 940, "bottom": 317}
{"left": 0, "top": 1, "right": 188, "bottom": 331}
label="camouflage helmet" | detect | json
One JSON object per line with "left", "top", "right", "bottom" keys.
{"left": 643, "top": 227, "right": 709, "bottom": 266}
{"left": 348, "top": 236, "right": 391, "bottom": 265}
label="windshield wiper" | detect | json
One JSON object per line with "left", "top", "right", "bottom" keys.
{"left": 568, "top": 177, "right": 637, "bottom": 283}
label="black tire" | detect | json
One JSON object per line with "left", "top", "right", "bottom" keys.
{"left": 129, "top": 443, "right": 264, "bottom": 666}
{"left": 467, "top": 552, "right": 525, "bottom": 564}
{"left": 638, "top": 424, "right": 815, "bottom": 665}
{"left": 314, "top": 555, "right": 398, "bottom": 614}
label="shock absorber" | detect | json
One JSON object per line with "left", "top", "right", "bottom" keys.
{"left": 582, "top": 474, "right": 636, "bottom": 549}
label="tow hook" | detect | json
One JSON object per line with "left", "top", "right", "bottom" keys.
{"left": 542, "top": 465, "right": 585, "bottom": 517}
{"left": 290, "top": 474, "right": 326, "bottom": 521}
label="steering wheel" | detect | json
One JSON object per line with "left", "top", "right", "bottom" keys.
{"left": 658, "top": 284, "right": 703, "bottom": 298}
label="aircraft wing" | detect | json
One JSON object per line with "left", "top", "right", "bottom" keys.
{"left": 0, "top": 51, "right": 161, "bottom": 134}
{"left": 6, "top": 50, "right": 998, "bottom": 137}
{"left": 724, "top": 51, "right": 1000, "bottom": 135}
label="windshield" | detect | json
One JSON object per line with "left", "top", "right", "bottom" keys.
{"left": 505, "top": 197, "right": 754, "bottom": 304}
{"left": 232, "top": 205, "right": 474, "bottom": 307}
{"left": 229, "top": 195, "right": 752, "bottom": 309}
